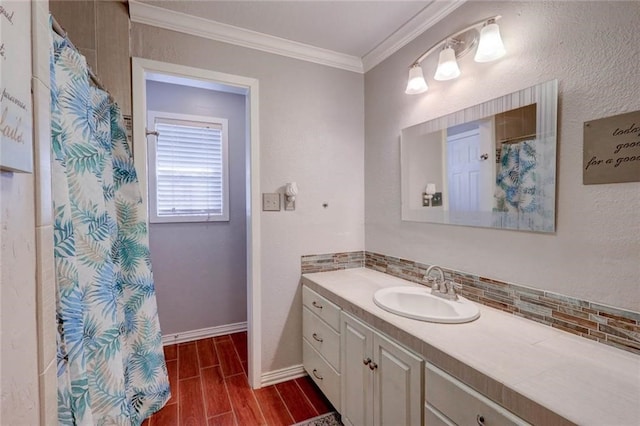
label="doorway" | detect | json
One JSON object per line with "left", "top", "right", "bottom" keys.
{"left": 446, "top": 118, "right": 494, "bottom": 216}
{"left": 131, "top": 58, "right": 262, "bottom": 388}
{"left": 447, "top": 128, "right": 482, "bottom": 212}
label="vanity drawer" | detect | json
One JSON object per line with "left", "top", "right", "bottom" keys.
{"left": 303, "top": 306, "right": 340, "bottom": 371}
{"left": 302, "top": 286, "right": 340, "bottom": 332}
{"left": 303, "top": 340, "right": 341, "bottom": 411}
{"left": 425, "top": 403, "right": 456, "bottom": 426}
{"left": 426, "top": 363, "right": 530, "bottom": 426}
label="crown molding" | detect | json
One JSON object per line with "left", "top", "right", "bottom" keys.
{"left": 129, "top": 0, "right": 464, "bottom": 75}
{"left": 129, "top": 0, "right": 364, "bottom": 73}
{"left": 362, "top": 0, "right": 467, "bottom": 72}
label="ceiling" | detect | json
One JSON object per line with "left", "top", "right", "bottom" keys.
{"left": 142, "top": 1, "right": 432, "bottom": 57}
{"left": 137, "top": 1, "right": 464, "bottom": 71}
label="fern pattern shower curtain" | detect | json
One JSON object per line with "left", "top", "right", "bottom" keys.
{"left": 492, "top": 139, "right": 555, "bottom": 231}
{"left": 51, "top": 28, "right": 169, "bottom": 425}
{"left": 494, "top": 140, "right": 538, "bottom": 214}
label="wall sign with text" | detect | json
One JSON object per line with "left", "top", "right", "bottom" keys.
{"left": 0, "top": 1, "right": 33, "bottom": 173}
{"left": 583, "top": 110, "right": 640, "bottom": 184}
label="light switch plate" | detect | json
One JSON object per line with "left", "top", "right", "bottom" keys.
{"left": 262, "top": 193, "right": 281, "bottom": 211}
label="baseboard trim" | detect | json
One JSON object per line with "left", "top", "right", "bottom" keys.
{"left": 261, "top": 364, "right": 307, "bottom": 387}
{"left": 162, "top": 322, "right": 247, "bottom": 345}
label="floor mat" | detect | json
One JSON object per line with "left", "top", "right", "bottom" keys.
{"left": 292, "top": 411, "right": 343, "bottom": 426}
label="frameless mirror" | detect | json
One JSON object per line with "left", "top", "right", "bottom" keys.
{"left": 401, "top": 80, "right": 558, "bottom": 232}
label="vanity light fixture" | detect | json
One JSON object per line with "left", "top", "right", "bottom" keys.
{"left": 285, "top": 182, "right": 298, "bottom": 211}
{"left": 405, "top": 15, "right": 505, "bottom": 95}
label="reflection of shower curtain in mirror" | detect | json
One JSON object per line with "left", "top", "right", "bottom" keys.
{"left": 51, "top": 27, "right": 169, "bottom": 425}
{"left": 494, "top": 140, "right": 538, "bottom": 214}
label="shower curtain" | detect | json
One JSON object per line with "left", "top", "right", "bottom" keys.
{"left": 494, "top": 140, "right": 538, "bottom": 214}
{"left": 50, "top": 27, "right": 169, "bottom": 425}
{"left": 492, "top": 139, "right": 547, "bottom": 230}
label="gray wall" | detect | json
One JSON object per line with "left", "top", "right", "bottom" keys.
{"left": 132, "top": 25, "right": 365, "bottom": 373}
{"left": 146, "top": 81, "right": 247, "bottom": 335}
{"left": 365, "top": 1, "right": 640, "bottom": 311}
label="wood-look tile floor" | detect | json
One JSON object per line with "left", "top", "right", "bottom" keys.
{"left": 143, "top": 332, "right": 334, "bottom": 425}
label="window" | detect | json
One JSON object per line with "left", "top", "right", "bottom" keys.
{"left": 147, "top": 111, "right": 229, "bottom": 223}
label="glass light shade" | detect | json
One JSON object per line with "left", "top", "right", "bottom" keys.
{"left": 405, "top": 65, "right": 428, "bottom": 94}
{"left": 474, "top": 22, "right": 506, "bottom": 62}
{"left": 425, "top": 183, "right": 436, "bottom": 195}
{"left": 285, "top": 182, "right": 298, "bottom": 197}
{"left": 434, "top": 46, "right": 461, "bottom": 81}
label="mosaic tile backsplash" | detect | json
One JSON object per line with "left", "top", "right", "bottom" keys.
{"left": 301, "top": 251, "right": 640, "bottom": 356}
{"left": 301, "top": 251, "right": 364, "bottom": 274}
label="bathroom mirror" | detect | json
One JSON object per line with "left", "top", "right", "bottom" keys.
{"left": 401, "top": 80, "right": 558, "bottom": 232}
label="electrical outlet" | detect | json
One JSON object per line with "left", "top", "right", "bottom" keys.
{"left": 431, "top": 192, "right": 443, "bottom": 207}
{"left": 262, "top": 193, "right": 281, "bottom": 211}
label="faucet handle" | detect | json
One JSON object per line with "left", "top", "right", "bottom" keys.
{"left": 445, "top": 280, "right": 461, "bottom": 300}
{"left": 427, "top": 276, "right": 440, "bottom": 292}
{"left": 426, "top": 275, "right": 437, "bottom": 286}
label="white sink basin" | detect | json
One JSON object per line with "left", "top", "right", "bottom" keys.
{"left": 373, "top": 286, "right": 480, "bottom": 324}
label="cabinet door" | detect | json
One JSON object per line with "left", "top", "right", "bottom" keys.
{"left": 341, "top": 313, "right": 374, "bottom": 426}
{"left": 373, "top": 333, "right": 424, "bottom": 426}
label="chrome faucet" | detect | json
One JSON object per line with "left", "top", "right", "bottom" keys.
{"left": 425, "top": 265, "right": 445, "bottom": 291}
{"left": 425, "top": 265, "right": 459, "bottom": 301}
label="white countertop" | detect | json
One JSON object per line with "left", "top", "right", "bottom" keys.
{"left": 302, "top": 268, "right": 640, "bottom": 426}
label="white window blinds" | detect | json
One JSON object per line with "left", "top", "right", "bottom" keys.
{"left": 148, "top": 113, "right": 229, "bottom": 223}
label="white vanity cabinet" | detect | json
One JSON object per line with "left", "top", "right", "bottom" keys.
{"left": 341, "top": 312, "right": 423, "bottom": 426}
{"left": 301, "top": 269, "right": 638, "bottom": 425}
{"left": 425, "top": 363, "right": 531, "bottom": 426}
{"left": 302, "top": 286, "right": 341, "bottom": 410}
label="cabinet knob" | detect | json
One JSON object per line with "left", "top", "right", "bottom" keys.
{"left": 312, "top": 369, "right": 323, "bottom": 380}
{"left": 368, "top": 361, "right": 378, "bottom": 370}
{"left": 312, "top": 333, "right": 323, "bottom": 343}
{"left": 312, "top": 301, "right": 323, "bottom": 309}
{"left": 476, "top": 414, "right": 485, "bottom": 425}
{"left": 363, "top": 357, "right": 372, "bottom": 366}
